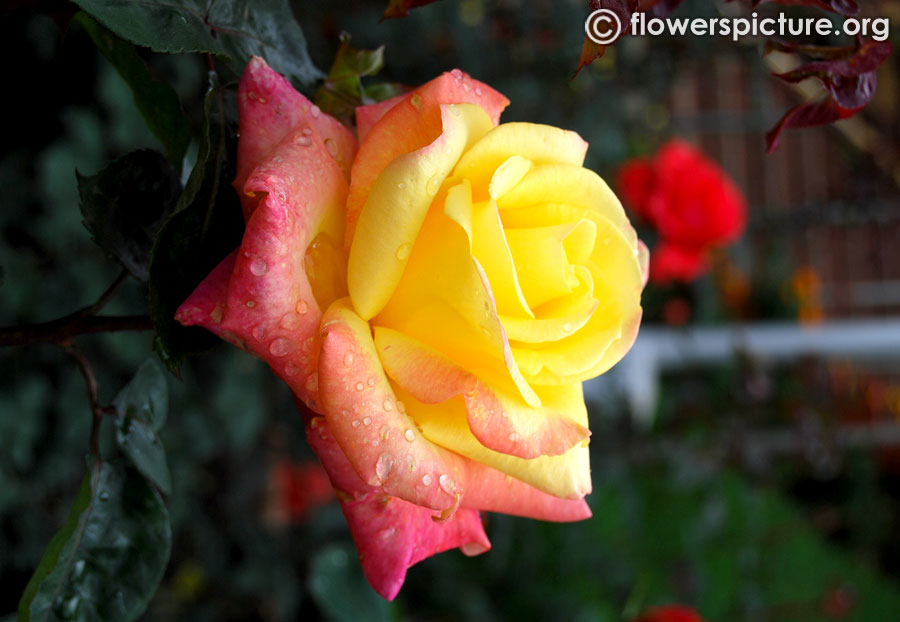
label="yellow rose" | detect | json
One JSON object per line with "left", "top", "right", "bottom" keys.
{"left": 178, "top": 59, "right": 646, "bottom": 600}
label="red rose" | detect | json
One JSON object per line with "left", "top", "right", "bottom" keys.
{"left": 634, "top": 604, "right": 704, "bottom": 622}
{"left": 617, "top": 140, "right": 746, "bottom": 283}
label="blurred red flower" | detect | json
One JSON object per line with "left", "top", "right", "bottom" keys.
{"left": 267, "top": 459, "right": 334, "bottom": 524}
{"left": 634, "top": 604, "right": 704, "bottom": 622}
{"left": 618, "top": 140, "right": 746, "bottom": 284}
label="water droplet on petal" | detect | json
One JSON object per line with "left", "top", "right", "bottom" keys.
{"left": 250, "top": 259, "right": 268, "bottom": 276}
{"left": 245, "top": 300, "right": 256, "bottom": 308}
{"left": 295, "top": 135, "right": 312, "bottom": 147}
{"left": 302, "top": 127, "right": 313, "bottom": 136}
{"left": 375, "top": 453, "right": 395, "bottom": 482}
{"left": 396, "top": 400, "right": 406, "bottom": 414}
{"left": 324, "top": 138, "right": 337, "bottom": 157}
{"left": 352, "top": 419, "right": 361, "bottom": 428}
{"left": 404, "top": 429, "right": 415, "bottom": 442}
{"left": 252, "top": 325, "right": 266, "bottom": 340}
{"left": 396, "top": 244, "right": 411, "bottom": 260}
{"left": 355, "top": 382, "right": 365, "bottom": 391}
{"left": 284, "top": 361, "right": 300, "bottom": 376}
{"left": 410, "top": 93, "right": 423, "bottom": 110}
{"left": 296, "top": 299, "right": 309, "bottom": 314}
{"left": 509, "top": 432, "right": 519, "bottom": 442}
{"left": 367, "top": 376, "right": 376, "bottom": 387}
{"left": 475, "top": 86, "right": 483, "bottom": 96}
{"left": 342, "top": 409, "right": 351, "bottom": 417}
{"left": 380, "top": 425, "right": 391, "bottom": 440}
{"left": 383, "top": 397, "right": 394, "bottom": 412}
{"left": 310, "top": 104, "right": 321, "bottom": 118}
{"left": 310, "top": 416, "right": 323, "bottom": 429}
{"left": 426, "top": 174, "right": 441, "bottom": 196}
{"left": 269, "top": 337, "right": 290, "bottom": 356}
{"left": 343, "top": 351, "right": 354, "bottom": 367}
{"left": 305, "top": 373, "right": 318, "bottom": 392}
{"left": 407, "top": 455, "right": 416, "bottom": 471}
{"left": 422, "top": 473, "right": 433, "bottom": 486}
{"left": 439, "top": 474, "right": 457, "bottom": 494}
{"left": 363, "top": 416, "right": 372, "bottom": 426}
{"left": 397, "top": 181, "right": 407, "bottom": 189}
{"left": 563, "top": 322, "right": 574, "bottom": 332}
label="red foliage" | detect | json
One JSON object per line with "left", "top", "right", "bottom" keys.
{"left": 634, "top": 604, "right": 705, "bottom": 622}
{"left": 618, "top": 140, "right": 746, "bottom": 283}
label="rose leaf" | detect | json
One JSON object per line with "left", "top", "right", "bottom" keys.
{"left": 18, "top": 461, "right": 171, "bottom": 622}
{"left": 77, "top": 150, "right": 181, "bottom": 282}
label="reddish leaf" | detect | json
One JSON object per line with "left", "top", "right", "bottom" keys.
{"left": 382, "top": 0, "right": 441, "bottom": 19}
{"left": 765, "top": 97, "right": 858, "bottom": 153}
{"left": 766, "top": 38, "right": 891, "bottom": 151}
{"left": 745, "top": 0, "right": 858, "bottom": 16}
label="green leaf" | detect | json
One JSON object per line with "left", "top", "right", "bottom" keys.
{"left": 308, "top": 544, "right": 393, "bottom": 622}
{"left": 77, "top": 150, "right": 180, "bottom": 281}
{"left": 148, "top": 75, "right": 245, "bottom": 376}
{"left": 76, "top": 13, "right": 190, "bottom": 166}
{"left": 72, "top": 0, "right": 322, "bottom": 86}
{"left": 113, "top": 359, "right": 171, "bottom": 495}
{"left": 315, "top": 33, "right": 387, "bottom": 126}
{"left": 112, "top": 359, "right": 168, "bottom": 431}
{"left": 19, "top": 461, "right": 171, "bottom": 622}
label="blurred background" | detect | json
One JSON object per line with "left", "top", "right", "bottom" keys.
{"left": 2, "top": 0, "right": 900, "bottom": 620}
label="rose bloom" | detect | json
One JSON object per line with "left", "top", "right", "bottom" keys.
{"left": 633, "top": 604, "right": 704, "bottom": 622}
{"left": 178, "top": 57, "right": 646, "bottom": 598}
{"left": 617, "top": 140, "right": 745, "bottom": 283}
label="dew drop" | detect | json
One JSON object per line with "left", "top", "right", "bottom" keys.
{"left": 250, "top": 259, "right": 268, "bottom": 276}
{"left": 342, "top": 409, "right": 351, "bottom": 417}
{"left": 252, "top": 325, "right": 266, "bottom": 340}
{"left": 462, "top": 81, "right": 471, "bottom": 92}
{"left": 439, "top": 474, "right": 457, "bottom": 494}
{"left": 246, "top": 300, "right": 256, "bottom": 308}
{"left": 451, "top": 68, "right": 463, "bottom": 81}
{"left": 509, "top": 432, "right": 519, "bottom": 442}
{"left": 295, "top": 135, "right": 312, "bottom": 147}
{"left": 397, "top": 181, "right": 407, "bottom": 189}
{"left": 352, "top": 419, "right": 361, "bottom": 428}
{"left": 310, "top": 104, "right": 321, "bottom": 118}
{"left": 367, "top": 376, "right": 376, "bottom": 387}
{"left": 343, "top": 351, "right": 354, "bottom": 367}
{"left": 407, "top": 455, "right": 416, "bottom": 471}
{"left": 380, "top": 425, "right": 391, "bottom": 440}
{"left": 383, "top": 397, "right": 394, "bottom": 412}
{"left": 363, "top": 416, "right": 372, "bottom": 426}
{"left": 396, "top": 400, "right": 406, "bottom": 414}
{"left": 72, "top": 559, "right": 86, "bottom": 579}
{"left": 475, "top": 86, "right": 483, "bottom": 96}
{"left": 426, "top": 174, "right": 441, "bottom": 196}
{"left": 98, "top": 491, "right": 110, "bottom": 502}
{"left": 563, "top": 322, "right": 574, "bottom": 333}
{"left": 269, "top": 337, "right": 291, "bottom": 356}
{"left": 422, "top": 473, "right": 433, "bottom": 486}
{"left": 302, "top": 337, "right": 314, "bottom": 353}
{"left": 375, "top": 453, "right": 395, "bottom": 482}
{"left": 310, "top": 416, "right": 323, "bottom": 429}
{"left": 324, "top": 138, "right": 338, "bottom": 157}
{"left": 404, "top": 428, "right": 416, "bottom": 442}
{"left": 284, "top": 361, "right": 300, "bottom": 376}
{"left": 410, "top": 93, "right": 423, "bottom": 110}
{"left": 305, "top": 373, "right": 318, "bottom": 392}
{"left": 302, "top": 127, "right": 313, "bottom": 136}
{"left": 355, "top": 382, "right": 365, "bottom": 391}
{"left": 395, "top": 244, "right": 411, "bottom": 261}
{"left": 296, "top": 299, "right": 309, "bottom": 314}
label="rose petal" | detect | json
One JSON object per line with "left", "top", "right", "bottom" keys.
{"left": 356, "top": 92, "right": 408, "bottom": 143}
{"left": 374, "top": 326, "right": 589, "bottom": 459}
{"left": 348, "top": 103, "right": 494, "bottom": 321}
{"left": 318, "top": 298, "right": 468, "bottom": 513}
{"left": 178, "top": 125, "right": 349, "bottom": 408}
{"left": 304, "top": 414, "right": 490, "bottom": 601}
{"left": 346, "top": 69, "right": 509, "bottom": 249}
{"left": 235, "top": 56, "right": 356, "bottom": 220}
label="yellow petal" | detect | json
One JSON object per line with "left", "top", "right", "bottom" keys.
{"left": 505, "top": 222, "right": 585, "bottom": 309}
{"left": 401, "top": 387, "right": 591, "bottom": 500}
{"left": 374, "top": 193, "right": 541, "bottom": 408}
{"left": 348, "top": 103, "right": 494, "bottom": 320}
{"left": 452, "top": 124, "right": 588, "bottom": 201}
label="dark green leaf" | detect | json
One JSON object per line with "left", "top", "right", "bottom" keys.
{"left": 72, "top": 0, "right": 322, "bottom": 86}
{"left": 77, "top": 150, "right": 180, "bottom": 281}
{"left": 116, "top": 417, "right": 171, "bottom": 495}
{"left": 308, "top": 544, "right": 393, "bottom": 622}
{"left": 19, "top": 461, "right": 171, "bottom": 622}
{"left": 315, "top": 33, "right": 386, "bottom": 126}
{"left": 113, "top": 359, "right": 171, "bottom": 494}
{"left": 148, "top": 75, "right": 244, "bottom": 376}
{"left": 76, "top": 13, "right": 190, "bottom": 166}
{"left": 112, "top": 359, "right": 168, "bottom": 431}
